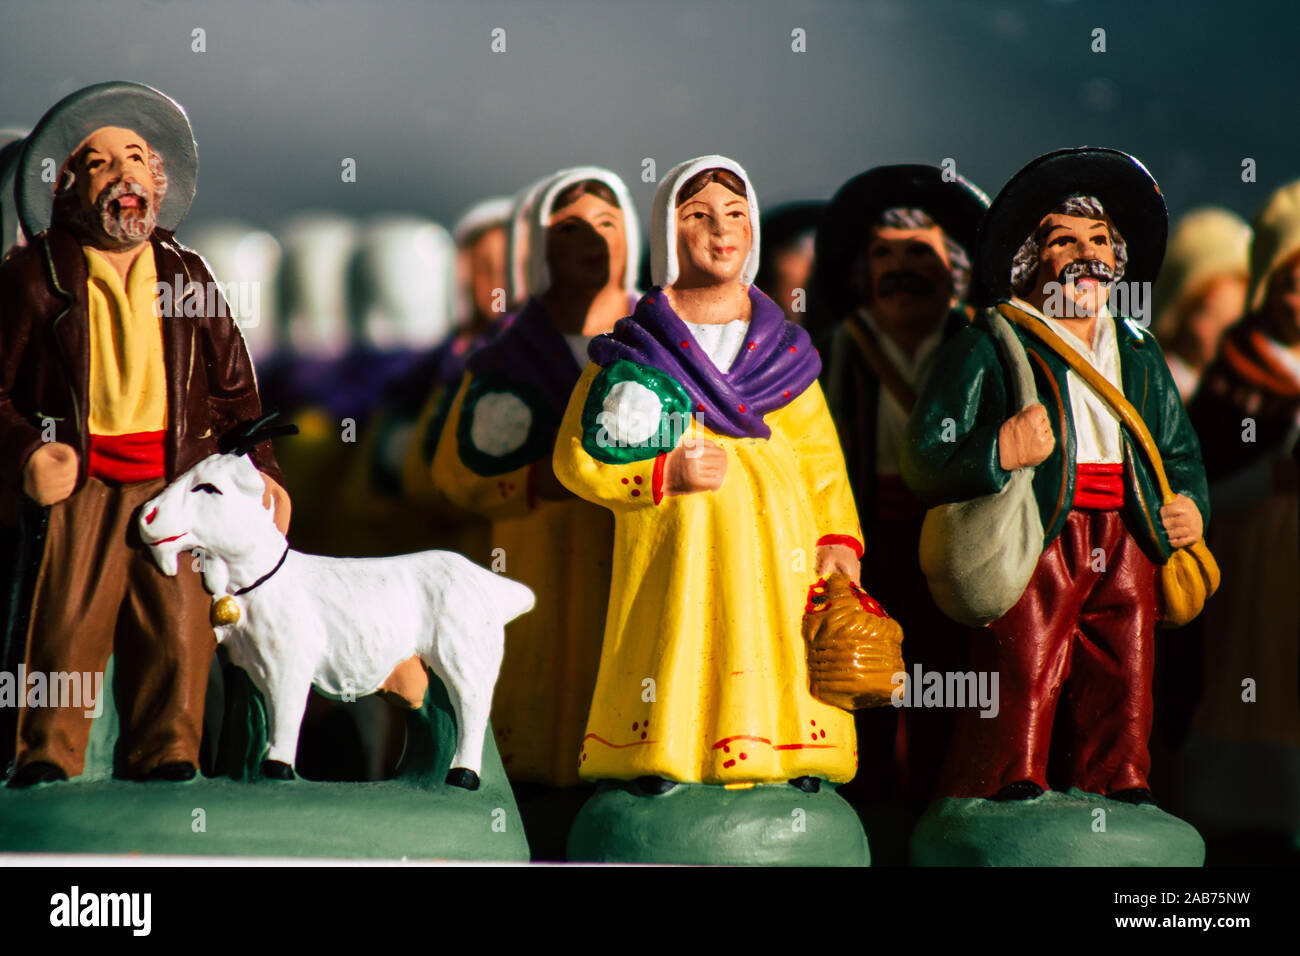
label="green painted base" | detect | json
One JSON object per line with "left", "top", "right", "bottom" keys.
{"left": 910, "top": 789, "right": 1205, "bottom": 866}
{"left": 0, "top": 775, "right": 528, "bottom": 860}
{"left": 0, "top": 657, "right": 529, "bottom": 861}
{"left": 567, "top": 781, "right": 871, "bottom": 866}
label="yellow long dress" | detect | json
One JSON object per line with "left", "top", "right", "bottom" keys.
{"left": 553, "top": 363, "right": 862, "bottom": 784}
{"left": 433, "top": 375, "right": 613, "bottom": 787}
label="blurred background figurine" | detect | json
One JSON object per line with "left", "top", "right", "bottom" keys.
{"left": 554, "top": 156, "right": 870, "bottom": 865}
{"left": 1152, "top": 207, "right": 1251, "bottom": 402}
{"left": 754, "top": 200, "right": 825, "bottom": 330}
{"left": 1167, "top": 180, "right": 1300, "bottom": 859}
{"left": 431, "top": 167, "right": 638, "bottom": 857}
{"left": 813, "top": 166, "right": 988, "bottom": 842}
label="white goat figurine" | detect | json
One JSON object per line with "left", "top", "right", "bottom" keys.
{"left": 138, "top": 450, "right": 534, "bottom": 790}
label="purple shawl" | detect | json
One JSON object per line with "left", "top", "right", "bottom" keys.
{"left": 587, "top": 286, "right": 820, "bottom": 439}
{"left": 466, "top": 297, "right": 584, "bottom": 415}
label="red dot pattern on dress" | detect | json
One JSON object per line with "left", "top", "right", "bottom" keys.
{"left": 738, "top": 404, "right": 746, "bottom": 413}
{"left": 680, "top": 340, "right": 690, "bottom": 349}
{"left": 633, "top": 475, "right": 642, "bottom": 485}
{"left": 789, "top": 346, "right": 797, "bottom": 353}
{"left": 621, "top": 478, "right": 629, "bottom": 485}
{"left": 723, "top": 759, "right": 736, "bottom": 769}
{"left": 747, "top": 342, "right": 756, "bottom": 351}
{"left": 631, "top": 489, "right": 641, "bottom": 497}
{"left": 783, "top": 390, "right": 791, "bottom": 399}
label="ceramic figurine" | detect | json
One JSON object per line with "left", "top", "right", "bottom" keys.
{"left": 396, "top": 196, "right": 516, "bottom": 513}
{"left": 0, "top": 81, "right": 290, "bottom": 788}
{"left": 1152, "top": 208, "right": 1250, "bottom": 401}
{"left": 552, "top": 156, "right": 870, "bottom": 865}
{"left": 432, "top": 167, "right": 638, "bottom": 809}
{"left": 814, "top": 165, "right": 989, "bottom": 818}
{"left": 754, "top": 200, "right": 824, "bottom": 327}
{"left": 1175, "top": 180, "right": 1300, "bottom": 847}
{"left": 138, "top": 435, "right": 534, "bottom": 789}
{"left": 901, "top": 147, "right": 1212, "bottom": 866}
{"left": 183, "top": 220, "right": 284, "bottom": 366}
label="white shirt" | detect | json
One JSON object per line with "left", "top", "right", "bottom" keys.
{"left": 1010, "top": 297, "right": 1123, "bottom": 464}
{"left": 683, "top": 318, "right": 750, "bottom": 372}
{"left": 857, "top": 309, "right": 944, "bottom": 476}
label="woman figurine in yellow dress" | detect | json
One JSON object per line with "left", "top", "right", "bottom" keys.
{"left": 554, "top": 156, "right": 864, "bottom": 794}
{"left": 432, "top": 167, "right": 639, "bottom": 790}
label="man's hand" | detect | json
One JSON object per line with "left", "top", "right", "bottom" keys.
{"left": 1160, "top": 494, "right": 1203, "bottom": 549}
{"left": 998, "top": 404, "right": 1055, "bottom": 471}
{"left": 22, "top": 442, "right": 79, "bottom": 505}
{"left": 261, "top": 474, "right": 292, "bottom": 536}
{"left": 815, "top": 544, "right": 860, "bottom": 585}
{"left": 663, "top": 437, "right": 727, "bottom": 494}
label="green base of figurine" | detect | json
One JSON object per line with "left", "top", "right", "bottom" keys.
{"left": 910, "top": 788, "right": 1205, "bottom": 866}
{"left": 567, "top": 780, "right": 871, "bottom": 865}
{"left": 0, "top": 775, "right": 528, "bottom": 860}
{"left": 0, "top": 657, "right": 529, "bottom": 861}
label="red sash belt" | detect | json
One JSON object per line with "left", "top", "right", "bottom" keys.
{"left": 88, "top": 430, "right": 166, "bottom": 483}
{"left": 1073, "top": 462, "right": 1124, "bottom": 510}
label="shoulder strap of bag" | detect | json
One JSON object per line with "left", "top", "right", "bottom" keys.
{"left": 998, "top": 301, "right": 1175, "bottom": 503}
{"left": 842, "top": 314, "right": 918, "bottom": 413}
{"left": 983, "top": 306, "right": 1038, "bottom": 416}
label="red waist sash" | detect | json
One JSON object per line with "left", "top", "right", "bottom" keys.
{"left": 1073, "top": 462, "right": 1124, "bottom": 510}
{"left": 88, "top": 430, "right": 166, "bottom": 483}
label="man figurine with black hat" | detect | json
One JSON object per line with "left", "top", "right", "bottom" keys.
{"left": 901, "top": 148, "right": 1210, "bottom": 864}
{"left": 0, "top": 81, "right": 289, "bottom": 787}
{"left": 814, "top": 165, "right": 989, "bottom": 809}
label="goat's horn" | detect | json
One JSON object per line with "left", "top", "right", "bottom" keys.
{"left": 219, "top": 410, "right": 300, "bottom": 458}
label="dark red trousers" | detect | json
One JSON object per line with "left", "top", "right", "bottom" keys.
{"left": 939, "top": 508, "right": 1157, "bottom": 798}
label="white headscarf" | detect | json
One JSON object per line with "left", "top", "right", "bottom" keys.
{"left": 451, "top": 196, "right": 513, "bottom": 246}
{"left": 506, "top": 177, "right": 547, "bottom": 306}
{"left": 525, "top": 166, "right": 641, "bottom": 296}
{"left": 651, "top": 155, "right": 761, "bottom": 289}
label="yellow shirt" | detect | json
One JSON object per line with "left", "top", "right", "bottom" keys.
{"left": 84, "top": 244, "right": 167, "bottom": 436}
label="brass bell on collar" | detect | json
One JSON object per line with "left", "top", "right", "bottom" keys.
{"left": 211, "top": 595, "right": 241, "bottom": 627}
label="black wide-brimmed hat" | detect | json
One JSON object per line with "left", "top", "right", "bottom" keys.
{"left": 813, "top": 164, "right": 990, "bottom": 317}
{"left": 976, "top": 146, "right": 1167, "bottom": 303}
{"left": 17, "top": 81, "right": 197, "bottom": 237}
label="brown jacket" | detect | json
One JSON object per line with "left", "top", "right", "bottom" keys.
{"left": 0, "top": 226, "right": 284, "bottom": 522}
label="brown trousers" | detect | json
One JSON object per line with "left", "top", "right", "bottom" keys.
{"left": 14, "top": 477, "right": 214, "bottom": 778}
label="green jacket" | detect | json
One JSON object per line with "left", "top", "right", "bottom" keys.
{"left": 899, "top": 306, "right": 1210, "bottom": 565}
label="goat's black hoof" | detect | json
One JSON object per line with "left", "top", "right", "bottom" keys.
{"left": 631, "top": 775, "right": 677, "bottom": 796}
{"left": 261, "top": 759, "right": 296, "bottom": 781}
{"left": 144, "top": 761, "right": 197, "bottom": 782}
{"left": 991, "top": 780, "right": 1045, "bottom": 801}
{"left": 7, "top": 761, "right": 68, "bottom": 789}
{"left": 1109, "top": 787, "right": 1156, "bottom": 806}
{"left": 446, "top": 768, "right": 480, "bottom": 790}
{"left": 789, "top": 776, "right": 821, "bottom": 793}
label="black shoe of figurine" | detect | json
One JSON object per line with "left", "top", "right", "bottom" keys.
{"left": 991, "top": 780, "right": 1045, "bottom": 801}
{"left": 631, "top": 775, "right": 677, "bottom": 796}
{"left": 145, "top": 761, "right": 197, "bottom": 782}
{"left": 1108, "top": 787, "right": 1155, "bottom": 806}
{"left": 6, "top": 761, "right": 68, "bottom": 788}
{"left": 260, "top": 759, "right": 295, "bottom": 781}
{"left": 446, "top": 768, "right": 480, "bottom": 791}
{"left": 789, "top": 776, "right": 821, "bottom": 793}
